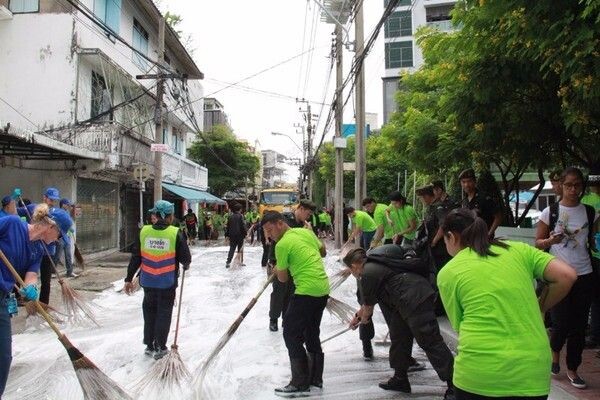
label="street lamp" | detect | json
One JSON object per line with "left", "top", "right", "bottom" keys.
{"left": 271, "top": 132, "right": 304, "bottom": 155}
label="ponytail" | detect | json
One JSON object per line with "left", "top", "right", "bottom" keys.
{"left": 31, "top": 203, "right": 51, "bottom": 224}
{"left": 442, "top": 208, "right": 508, "bottom": 257}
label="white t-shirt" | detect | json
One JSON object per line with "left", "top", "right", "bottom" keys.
{"left": 540, "top": 204, "right": 598, "bottom": 275}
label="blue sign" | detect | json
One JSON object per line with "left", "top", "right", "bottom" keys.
{"left": 342, "top": 124, "right": 371, "bottom": 138}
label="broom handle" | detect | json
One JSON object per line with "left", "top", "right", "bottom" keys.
{"left": 0, "top": 249, "right": 64, "bottom": 338}
{"left": 173, "top": 269, "right": 186, "bottom": 346}
{"left": 321, "top": 327, "right": 352, "bottom": 344}
{"left": 17, "top": 196, "right": 64, "bottom": 281}
{"left": 225, "top": 273, "right": 275, "bottom": 336}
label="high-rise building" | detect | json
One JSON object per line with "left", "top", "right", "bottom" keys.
{"left": 382, "top": 0, "right": 457, "bottom": 124}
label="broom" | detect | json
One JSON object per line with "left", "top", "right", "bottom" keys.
{"left": 329, "top": 267, "right": 352, "bottom": 292}
{"left": 134, "top": 270, "right": 190, "bottom": 394}
{"left": 18, "top": 196, "right": 99, "bottom": 325}
{"left": 0, "top": 249, "right": 131, "bottom": 400}
{"left": 193, "top": 273, "right": 276, "bottom": 397}
{"left": 321, "top": 326, "right": 352, "bottom": 344}
{"left": 326, "top": 296, "right": 357, "bottom": 324}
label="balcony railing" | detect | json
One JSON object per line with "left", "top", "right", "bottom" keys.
{"left": 426, "top": 19, "right": 454, "bottom": 31}
{"left": 163, "top": 151, "right": 208, "bottom": 190}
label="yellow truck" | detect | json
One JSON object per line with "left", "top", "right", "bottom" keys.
{"left": 258, "top": 188, "right": 299, "bottom": 217}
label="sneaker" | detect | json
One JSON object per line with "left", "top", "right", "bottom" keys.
{"left": 551, "top": 362, "right": 560, "bottom": 376}
{"left": 378, "top": 376, "right": 411, "bottom": 393}
{"left": 154, "top": 347, "right": 169, "bottom": 360}
{"left": 567, "top": 373, "right": 587, "bottom": 389}
{"left": 269, "top": 319, "right": 278, "bottom": 332}
{"left": 274, "top": 384, "right": 310, "bottom": 397}
{"left": 144, "top": 345, "right": 154, "bottom": 357}
{"left": 66, "top": 272, "right": 79, "bottom": 278}
{"left": 225, "top": 263, "right": 231, "bottom": 268}
{"left": 408, "top": 360, "right": 426, "bottom": 372}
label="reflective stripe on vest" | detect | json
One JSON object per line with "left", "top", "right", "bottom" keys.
{"left": 139, "top": 225, "right": 179, "bottom": 289}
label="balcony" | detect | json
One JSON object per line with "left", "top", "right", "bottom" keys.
{"left": 162, "top": 151, "right": 208, "bottom": 191}
{"left": 426, "top": 19, "right": 454, "bottom": 31}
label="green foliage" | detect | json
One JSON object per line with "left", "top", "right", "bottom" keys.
{"left": 164, "top": 11, "right": 183, "bottom": 38}
{"left": 187, "top": 125, "right": 260, "bottom": 197}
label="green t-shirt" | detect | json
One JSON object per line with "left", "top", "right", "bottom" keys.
{"left": 386, "top": 204, "right": 417, "bottom": 240}
{"left": 581, "top": 192, "right": 600, "bottom": 212}
{"left": 275, "top": 228, "right": 330, "bottom": 297}
{"left": 373, "top": 203, "right": 393, "bottom": 240}
{"left": 351, "top": 210, "right": 377, "bottom": 233}
{"left": 437, "top": 241, "right": 554, "bottom": 397}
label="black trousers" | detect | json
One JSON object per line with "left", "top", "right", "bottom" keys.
{"left": 226, "top": 237, "right": 244, "bottom": 263}
{"left": 268, "top": 266, "right": 294, "bottom": 320}
{"left": 261, "top": 242, "right": 270, "bottom": 267}
{"left": 550, "top": 272, "right": 595, "bottom": 371}
{"left": 455, "top": 387, "right": 547, "bottom": 400}
{"left": 39, "top": 255, "right": 53, "bottom": 305}
{"left": 283, "top": 294, "right": 328, "bottom": 358}
{"left": 142, "top": 287, "right": 176, "bottom": 350}
{"left": 379, "top": 300, "right": 453, "bottom": 382}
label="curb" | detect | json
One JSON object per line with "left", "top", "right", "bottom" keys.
{"left": 437, "top": 317, "right": 578, "bottom": 400}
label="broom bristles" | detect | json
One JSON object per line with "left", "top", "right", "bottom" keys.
{"left": 60, "top": 280, "right": 101, "bottom": 327}
{"left": 329, "top": 268, "right": 352, "bottom": 292}
{"left": 75, "top": 363, "right": 132, "bottom": 400}
{"left": 326, "top": 296, "right": 356, "bottom": 323}
{"left": 134, "top": 347, "right": 191, "bottom": 396}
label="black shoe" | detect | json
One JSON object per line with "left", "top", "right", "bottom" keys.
{"left": 144, "top": 345, "right": 154, "bottom": 357}
{"left": 378, "top": 376, "right": 411, "bottom": 392}
{"left": 274, "top": 384, "right": 310, "bottom": 397}
{"left": 270, "top": 319, "right": 278, "bottom": 332}
{"left": 408, "top": 360, "right": 426, "bottom": 372}
{"left": 154, "top": 347, "right": 168, "bottom": 360}
{"left": 225, "top": 263, "right": 231, "bottom": 268}
{"left": 444, "top": 385, "right": 456, "bottom": 400}
{"left": 567, "top": 373, "right": 587, "bottom": 389}
{"left": 362, "top": 340, "right": 374, "bottom": 361}
{"left": 584, "top": 337, "right": 600, "bottom": 348}
{"left": 551, "top": 362, "right": 560, "bottom": 376}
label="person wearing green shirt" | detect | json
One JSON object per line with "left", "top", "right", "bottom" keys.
{"left": 344, "top": 206, "right": 378, "bottom": 249}
{"left": 438, "top": 208, "right": 577, "bottom": 399}
{"left": 362, "top": 197, "right": 393, "bottom": 247}
{"left": 262, "top": 211, "right": 329, "bottom": 397}
{"left": 385, "top": 191, "right": 417, "bottom": 245}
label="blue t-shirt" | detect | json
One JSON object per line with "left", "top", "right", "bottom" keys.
{"left": 0, "top": 210, "right": 10, "bottom": 218}
{"left": 0, "top": 216, "right": 45, "bottom": 293}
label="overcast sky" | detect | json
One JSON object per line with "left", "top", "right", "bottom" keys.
{"left": 160, "top": 0, "right": 385, "bottom": 181}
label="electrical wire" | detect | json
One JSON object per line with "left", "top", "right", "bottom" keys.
{"left": 0, "top": 95, "right": 39, "bottom": 129}
{"left": 297, "top": 0, "right": 310, "bottom": 98}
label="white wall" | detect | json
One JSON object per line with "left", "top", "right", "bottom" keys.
{"left": 0, "top": 13, "right": 77, "bottom": 129}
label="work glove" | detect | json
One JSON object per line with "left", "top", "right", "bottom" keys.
{"left": 13, "top": 188, "right": 22, "bottom": 198}
{"left": 19, "top": 284, "right": 39, "bottom": 301}
{"left": 183, "top": 264, "right": 190, "bottom": 271}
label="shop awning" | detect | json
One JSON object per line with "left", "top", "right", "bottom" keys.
{"left": 162, "top": 182, "right": 225, "bottom": 204}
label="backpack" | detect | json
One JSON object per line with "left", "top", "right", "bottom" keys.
{"left": 366, "top": 244, "right": 430, "bottom": 278}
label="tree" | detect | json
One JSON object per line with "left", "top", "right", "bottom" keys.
{"left": 187, "top": 125, "right": 260, "bottom": 197}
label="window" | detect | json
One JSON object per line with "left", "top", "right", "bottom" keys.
{"left": 385, "top": 11, "right": 412, "bottom": 38}
{"left": 132, "top": 19, "right": 149, "bottom": 70}
{"left": 9, "top": 0, "right": 39, "bottom": 13}
{"left": 384, "top": 0, "right": 411, "bottom": 7}
{"left": 93, "top": 0, "right": 121, "bottom": 33}
{"left": 172, "top": 133, "right": 180, "bottom": 154}
{"left": 385, "top": 41, "right": 413, "bottom": 68}
{"left": 91, "top": 72, "right": 113, "bottom": 120}
{"left": 162, "top": 127, "right": 169, "bottom": 146}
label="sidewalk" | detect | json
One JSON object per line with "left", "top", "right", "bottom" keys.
{"left": 438, "top": 318, "right": 600, "bottom": 400}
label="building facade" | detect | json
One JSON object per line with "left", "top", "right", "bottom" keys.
{"left": 261, "top": 150, "right": 286, "bottom": 188}
{"left": 203, "top": 97, "right": 229, "bottom": 132}
{"left": 382, "top": 0, "right": 456, "bottom": 124}
{"left": 0, "top": 0, "right": 213, "bottom": 253}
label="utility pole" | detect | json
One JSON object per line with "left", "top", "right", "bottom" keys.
{"left": 306, "top": 103, "right": 313, "bottom": 200}
{"left": 334, "top": 25, "right": 344, "bottom": 249}
{"left": 354, "top": 0, "right": 366, "bottom": 208}
{"left": 153, "top": 17, "right": 165, "bottom": 203}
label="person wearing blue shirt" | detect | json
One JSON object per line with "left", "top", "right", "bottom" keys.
{"left": 16, "top": 188, "right": 62, "bottom": 305}
{"left": 0, "top": 205, "right": 73, "bottom": 397}
{"left": 0, "top": 196, "right": 17, "bottom": 219}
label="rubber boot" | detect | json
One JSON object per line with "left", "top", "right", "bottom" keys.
{"left": 275, "top": 356, "right": 310, "bottom": 397}
{"left": 362, "top": 339, "right": 374, "bottom": 360}
{"left": 308, "top": 352, "right": 324, "bottom": 388}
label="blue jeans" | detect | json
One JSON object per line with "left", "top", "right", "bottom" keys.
{"left": 360, "top": 230, "right": 376, "bottom": 249}
{"left": 53, "top": 238, "right": 73, "bottom": 275}
{"left": 0, "top": 292, "right": 12, "bottom": 397}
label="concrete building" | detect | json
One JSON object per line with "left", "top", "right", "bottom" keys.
{"left": 203, "top": 97, "right": 229, "bottom": 132}
{"left": 261, "top": 150, "right": 286, "bottom": 188}
{"left": 382, "top": 0, "right": 457, "bottom": 124}
{"left": 0, "top": 0, "right": 219, "bottom": 253}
